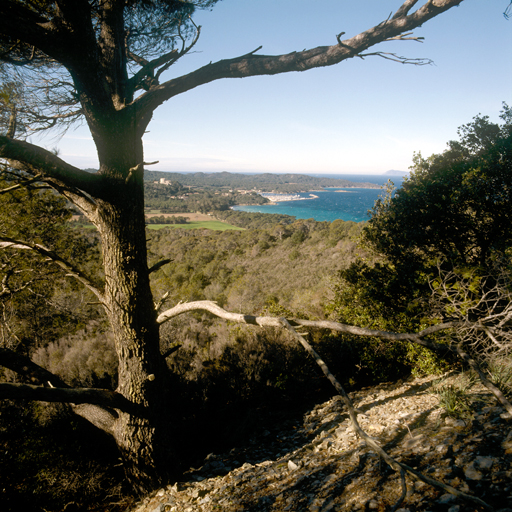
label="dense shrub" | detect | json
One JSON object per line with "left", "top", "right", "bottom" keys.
{"left": 32, "top": 323, "right": 117, "bottom": 389}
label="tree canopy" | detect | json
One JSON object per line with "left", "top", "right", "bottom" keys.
{"left": 363, "top": 104, "right": 512, "bottom": 270}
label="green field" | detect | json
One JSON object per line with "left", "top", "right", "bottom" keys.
{"left": 146, "top": 220, "right": 243, "bottom": 231}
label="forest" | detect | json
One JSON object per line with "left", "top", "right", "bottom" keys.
{"left": 0, "top": 0, "right": 510, "bottom": 511}
{"left": 144, "top": 170, "right": 381, "bottom": 193}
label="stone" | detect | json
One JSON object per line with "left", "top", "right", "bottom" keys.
{"left": 464, "top": 464, "right": 483, "bottom": 481}
{"left": 130, "top": 374, "right": 508, "bottom": 512}
{"left": 475, "top": 456, "right": 495, "bottom": 470}
{"left": 502, "top": 431, "right": 512, "bottom": 454}
{"left": 438, "top": 493, "right": 456, "bottom": 504}
{"left": 288, "top": 460, "right": 299, "bottom": 471}
{"left": 445, "top": 417, "right": 467, "bottom": 428}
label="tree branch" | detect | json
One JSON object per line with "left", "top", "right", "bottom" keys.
{"left": 280, "top": 318, "right": 492, "bottom": 511}
{"left": 455, "top": 344, "right": 512, "bottom": 418}
{"left": 157, "top": 300, "right": 457, "bottom": 353}
{"left": 0, "top": 346, "right": 69, "bottom": 387}
{"left": 0, "top": 382, "right": 141, "bottom": 414}
{"left": 0, "top": 237, "right": 104, "bottom": 302}
{"left": 0, "top": 346, "right": 120, "bottom": 434}
{"left": 392, "top": 0, "right": 421, "bottom": 20}
{"left": 0, "top": 173, "right": 44, "bottom": 194}
{"left": 134, "top": 0, "right": 464, "bottom": 119}
{"left": 0, "top": 136, "right": 103, "bottom": 198}
{"left": 358, "top": 51, "right": 433, "bottom": 65}
{"left": 149, "top": 259, "right": 172, "bottom": 275}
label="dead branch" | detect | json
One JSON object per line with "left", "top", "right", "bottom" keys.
{"left": 0, "top": 236, "right": 104, "bottom": 301}
{"left": 157, "top": 300, "right": 458, "bottom": 354}
{"left": 154, "top": 290, "right": 170, "bottom": 312}
{"left": 135, "top": 0, "right": 464, "bottom": 119}
{"left": 0, "top": 382, "right": 141, "bottom": 414}
{"left": 280, "top": 318, "right": 493, "bottom": 511}
{"left": 455, "top": 344, "right": 512, "bottom": 418}
{"left": 358, "top": 52, "right": 433, "bottom": 65}
{"left": 384, "top": 31, "right": 425, "bottom": 42}
{"left": 390, "top": 468, "right": 408, "bottom": 512}
{"left": 392, "top": 0, "right": 420, "bottom": 20}
{"left": 126, "top": 160, "right": 159, "bottom": 183}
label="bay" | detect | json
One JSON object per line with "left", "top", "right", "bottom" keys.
{"left": 232, "top": 173, "right": 405, "bottom": 223}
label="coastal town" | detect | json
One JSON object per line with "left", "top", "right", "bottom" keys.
{"left": 260, "top": 192, "right": 319, "bottom": 204}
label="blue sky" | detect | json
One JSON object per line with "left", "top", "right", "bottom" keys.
{"left": 41, "top": 0, "right": 512, "bottom": 175}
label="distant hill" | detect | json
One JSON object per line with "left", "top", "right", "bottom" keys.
{"left": 143, "top": 170, "right": 381, "bottom": 191}
{"left": 382, "top": 170, "right": 408, "bottom": 176}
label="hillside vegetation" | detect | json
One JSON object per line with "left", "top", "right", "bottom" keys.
{"left": 1, "top": 108, "right": 511, "bottom": 512}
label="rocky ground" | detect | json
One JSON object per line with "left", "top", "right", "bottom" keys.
{"left": 132, "top": 374, "right": 512, "bottom": 512}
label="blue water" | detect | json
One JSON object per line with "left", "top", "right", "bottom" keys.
{"left": 233, "top": 174, "right": 405, "bottom": 223}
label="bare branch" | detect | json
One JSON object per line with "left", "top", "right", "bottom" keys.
{"left": 384, "top": 32, "right": 425, "bottom": 42}
{"left": 358, "top": 52, "right": 433, "bottom": 65}
{"left": 392, "top": 0, "right": 421, "bottom": 20}
{"left": 455, "top": 344, "right": 512, "bottom": 418}
{"left": 0, "top": 382, "right": 142, "bottom": 414}
{"left": 0, "top": 136, "right": 103, "bottom": 198}
{"left": 149, "top": 259, "right": 172, "bottom": 275}
{"left": 134, "top": 0, "right": 463, "bottom": 118}
{"left": 157, "top": 300, "right": 458, "bottom": 354}
{"left": 280, "top": 318, "right": 492, "bottom": 511}
{"left": 0, "top": 237, "right": 104, "bottom": 301}
{"left": 126, "top": 160, "right": 159, "bottom": 184}
{"left": 154, "top": 290, "right": 170, "bottom": 312}
{"left": 157, "top": 300, "right": 286, "bottom": 326}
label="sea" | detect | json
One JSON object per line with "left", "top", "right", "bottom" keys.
{"left": 232, "top": 173, "right": 406, "bottom": 223}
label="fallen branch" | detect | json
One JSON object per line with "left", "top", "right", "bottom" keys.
{"left": 157, "top": 300, "right": 458, "bottom": 354}
{"left": 156, "top": 300, "right": 496, "bottom": 507}
{"left": 280, "top": 318, "right": 493, "bottom": 511}
{"left": 455, "top": 344, "right": 512, "bottom": 418}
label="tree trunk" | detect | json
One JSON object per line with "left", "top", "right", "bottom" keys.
{"left": 94, "top": 134, "right": 176, "bottom": 492}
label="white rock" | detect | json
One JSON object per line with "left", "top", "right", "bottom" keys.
{"left": 288, "top": 460, "right": 299, "bottom": 471}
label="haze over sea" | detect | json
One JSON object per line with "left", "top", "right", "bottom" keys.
{"left": 233, "top": 174, "right": 406, "bottom": 223}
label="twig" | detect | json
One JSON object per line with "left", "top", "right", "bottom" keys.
{"left": 390, "top": 468, "right": 407, "bottom": 512}
{"left": 455, "top": 344, "right": 512, "bottom": 417}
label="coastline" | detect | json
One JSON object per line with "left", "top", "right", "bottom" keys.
{"left": 230, "top": 186, "right": 389, "bottom": 223}
{"left": 261, "top": 193, "right": 319, "bottom": 205}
